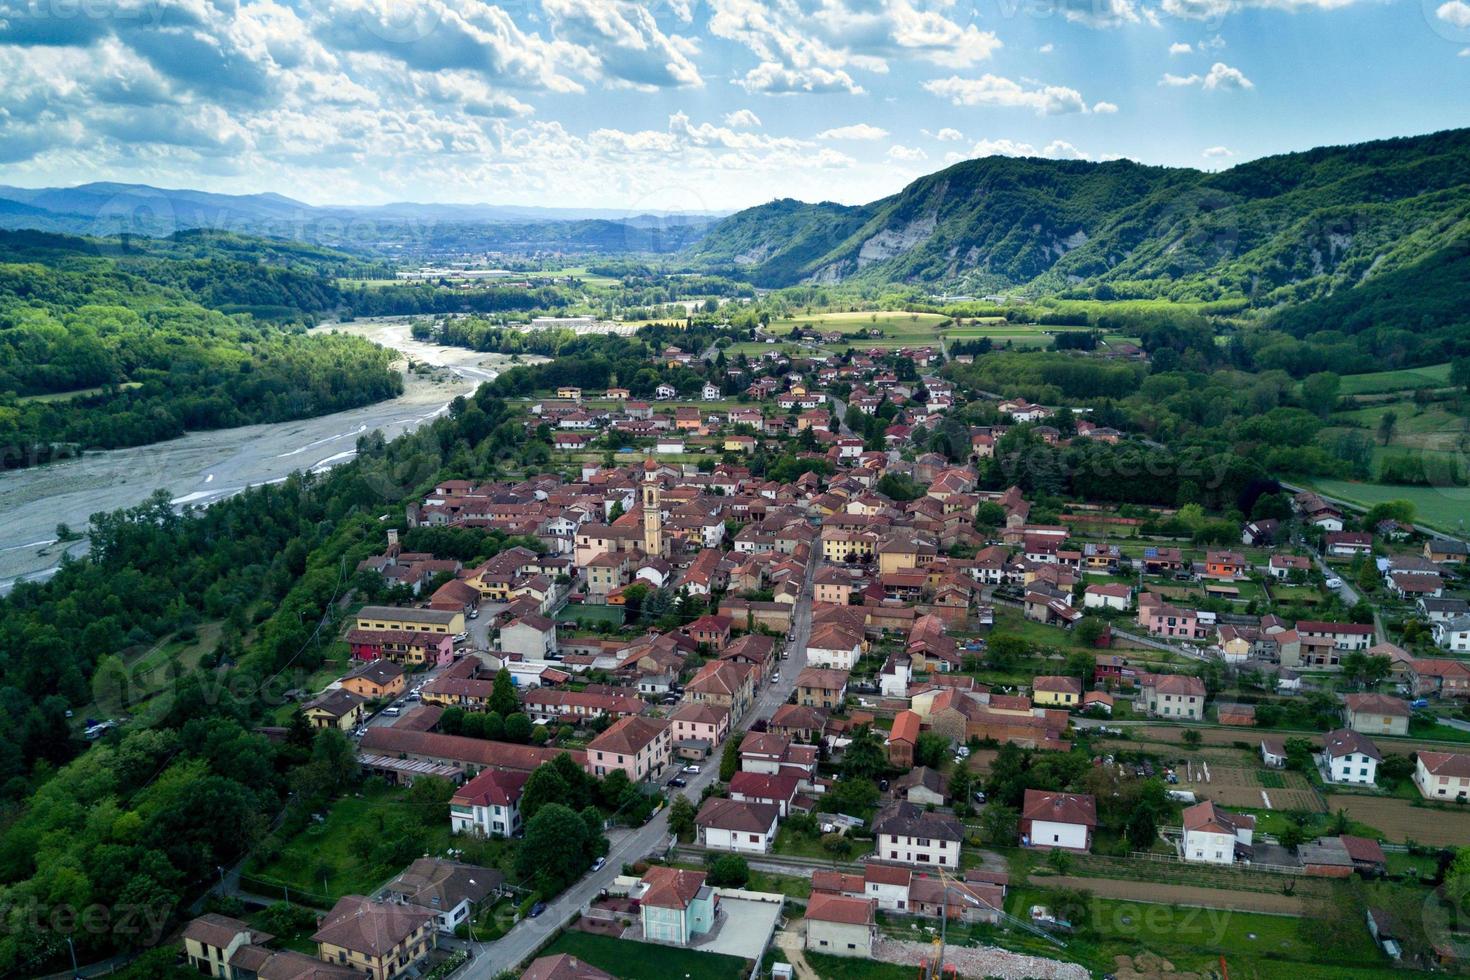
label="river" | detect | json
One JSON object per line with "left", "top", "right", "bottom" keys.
{"left": 0, "top": 319, "right": 534, "bottom": 593}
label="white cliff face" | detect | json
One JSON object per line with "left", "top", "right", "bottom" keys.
{"left": 856, "top": 215, "right": 938, "bottom": 267}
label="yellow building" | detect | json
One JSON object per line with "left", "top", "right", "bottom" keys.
{"left": 314, "top": 896, "right": 437, "bottom": 980}
{"left": 355, "top": 605, "right": 463, "bottom": 636}
{"left": 1032, "top": 675, "right": 1083, "bottom": 708}
{"left": 821, "top": 530, "right": 875, "bottom": 562}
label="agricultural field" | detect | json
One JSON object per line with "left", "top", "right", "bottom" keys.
{"left": 1302, "top": 478, "right": 1470, "bottom": 535}
{"left": 1325, "top": 793, "right": 1470, "bottom": 846}
{"left": 1173, "top": 763, "right": 1323, "bottom": 812}
{"left": 770, "top": 309, "right": 948, "bottom": 341}
{"left": 1338, "top": 362, "right": 1453, "bottom": 395}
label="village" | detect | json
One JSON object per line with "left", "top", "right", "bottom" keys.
{"left": 177, "top": 338, "right": 1470, "bottom": 980}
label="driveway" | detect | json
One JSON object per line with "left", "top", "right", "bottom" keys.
{"left": 459, "top": 556, "right": 820, "bottom": 977}
{"left": 697, "top": 897, "right": 783, "bottom": 958}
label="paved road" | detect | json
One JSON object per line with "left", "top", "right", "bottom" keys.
{"left": 461, "top": 555, "right": 820, "bottom": 976}
{"left": 827, "top": 395, "right": 856, "bottom": 437}
{"left": 1310, "top": 553, "right": 1386, "bottom": 643}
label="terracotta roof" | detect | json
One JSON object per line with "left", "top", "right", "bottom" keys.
{"left": 358, "top": 729, "right": 585, "bottom": 772}
{"left": 521, "top": 954, "right": 615, "bottom": 980}
{"left": 805, "top": 893, "right": 875, "bottom": 926}
{"left": 1323, "top": 728, "right": 1382, "bottom": 762}
{"left": 183, "top": 914, "right": 267, "bottom": 950}
{"left": 312, "top": 896, "right": 434, "bottom": 957}
{"left": 639, "top": 866, "right": 707, "bottom": 909}
{"left": 1033, "top": 675, "right": 1083, "bottom": 695}
{"left": 1418, "top": 750, "right": 1470, "bottom": 778}
{"left": 695, "top": 797, "right": 780, "bottom": 833}
{"left": 872, "top": 801, "right": 963, "bottom": 841}
{"left": 588, "top": 715, "right": 669, "bottom": 756}
{"left": 863, "top": 862, "right": 913, "bottom": 887}
{"left": 1343, "top": 693, "right": 1410, "bottom": 717}
{"left": 453, "top": 768, "right": 529, "bottom": 808}
{"left": 1022, "top": 789, "right": 1097, "bottom": 827}
{"left": 1340, "top": 835, "right": 1388, "bottom": 867}
{"left": 889, "top": 710, "right": 921, "bottom": 745}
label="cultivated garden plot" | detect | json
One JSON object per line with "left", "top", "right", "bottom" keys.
{"left": 1175, "top": 763, "right": 1323, "bottom": 812}
{"left": 1325, "top": 794, "right": 1470, "bottom": 846}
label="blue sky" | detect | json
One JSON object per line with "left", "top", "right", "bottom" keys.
{"left": 0, "top": 0, "right": 1466, "bottom": 211}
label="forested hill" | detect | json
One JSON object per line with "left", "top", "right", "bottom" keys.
{"left": 0, "top": 230, "right": 402, "bottom": 469}
{"left": 686, "top": 128, "right": 1470, "bottom": 315}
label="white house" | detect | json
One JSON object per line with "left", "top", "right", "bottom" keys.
{"left": 1321, "top": 728, "right": 1380, "bottom": 785}
{"left": 872, "top": 802, "right": 963, "bottom": 868}
{"left": 1082, "top": 584, "right": 1131, "bottom": 611}
{"left": 450, "top": 770, "right": 528, "bottom": 838}
{"left": 804, "top": 894, "right": 875, "bottom": 959}
{"left": 383, "top": 858, "right": 502, "bottom": 935}
{"left": 861, "top": 863, "right": 912, "bottom": 911}
{"left": 1181, "top": 801, "right": 1254, "bottom": 865}
{"left": 694, "top": 798, "right": 779, "bottom": 853}
{"left": 1020, "top": 790, "right": 1096, "bottom": 852}
{"left": 805, "top": 622, "right": 864, "bottom": 670}
{"left": 655, "top": 438, "right": 686, "bottom": 455}
{"left": 701, "top": 382, "right": 722, "bottom": 400}
{"left": 1434, "top": 615, "right": 1470, "bottom": 654}
{"left": 655, "top": 383, "right": 677, "bottom": 400}
{"left": 1415, "top": 750, "right": 1470, "bottom": 801}
{"left": 499, "top": 615, "right": 557, "bottom": 659}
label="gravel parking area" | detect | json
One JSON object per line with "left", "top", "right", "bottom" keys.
{"left": 873, "top": 938, "right": 1090, "bottom": 980}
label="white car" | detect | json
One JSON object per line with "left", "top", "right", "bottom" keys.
{"left": 682, "top": 764, "right": 701, "bottom": 774}
{"left": 1325, "top": 577, "right": 1343, "bottom": 589}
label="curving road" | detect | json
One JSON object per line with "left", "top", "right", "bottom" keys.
{"left": 459, "top": 555, "right": 820, "bottom": 977}
{"left": 0, "top": 319, "right": 533, "bottom": 594}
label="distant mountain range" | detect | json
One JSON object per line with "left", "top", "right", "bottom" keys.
{"left": 685, "top": 128, "right": 1470, "bottom": 303}
{"left": 0, "top": 182, "right": 723, "bottom": 254}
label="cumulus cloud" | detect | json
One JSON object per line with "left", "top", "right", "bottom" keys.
{"left": 1170, "top": 41, "right": 1194, "bottom": 54}
{"left": 541, "top": 0, "right": 702, "bottom": 90}
{"left": 1438, "top": 0, "right": 1470, "bottom": 27}
{"left": 736, "top": 63, "right": 865, "bottom": 95}
{"left": 1162, "top": 0, "right": 1363, "bottom": 19}
{"left": 930, "top": 127, "right": 965, "bottom": 141}
{"left": 723, "top": 108, "right": 762, "bottom": 128}
{"left": 1202, "top": 145, "right": 1234, "bottom": 157}
{"left": 924, "top": 74, "right": 1091, "bottom": 114}
{"left": 1039, "top": 43, "right": 1055, "bottom": 52}
{"left": 1056, "top": 0, "right": 1143, "bottom": 28}
{"left": 818, "top": 123, "right": 890, "bottom": 140}
{"left": 887, "top": 143, "right": 927, "bottom": 160}
{"left": 1092, "top": 100, "right": 1119, "bottom": 113}
{"left": 1160, "top": 61, "right": 1252, "bottom": 89}
{"left": 1203, "top": 61, "right": 1253, "bottom": 89}
{"left": 968, "top": 137, "right": 1093, "bottom": 160}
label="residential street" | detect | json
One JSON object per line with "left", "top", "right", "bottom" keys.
{"left": 459, "top": 554, "right": 819, "bottom": 976}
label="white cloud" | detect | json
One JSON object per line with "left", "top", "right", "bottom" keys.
{"left": 1039, "top": 43, "right": 1055, "bottom": 53}
{"left": 1438, "top": 0, "right": 1470, "bottom": 27}
{"left": 1162, "top": 0, "right": 1362, "bottom": 19}
{"left": 932, "top": 127, "right": 965, "bottom": 141}
{"left": 1461, "top": 46, "right": 1470, "bottom": 55}
{"left": 887, "top": 143, "right": 927, "bottom": 161}
{"left": 735, "top": 62, "right": 864, "bottom": 95}
{"left": 1059, "top": 0, "right": 1143, "bottom": 28}
{"left": 924, "top": 74, "right": 1091, "bottom": 114}
{"left": 967, "top": 137, "right": 1092, "bottom": 160}
{"left": 723, "top": 108, "right": 762, "bottom": 128}
{"left": 1202, "top": 145, "right": 1234, "bottom": 157}
{"left": 1170, "top": 41, "right": 1194, "bottom": 54}
{"left": 818, "top": 123, "right": 890, "bottom": 140}
{"left": 1203, "top": 61, "right": 1254, "bottom": 89}
{"left": 1092, "top": 100, "right": 1119, "bottom": 113}
{"left": 1160, "top": 62, "right": 1252, "bottom": 89}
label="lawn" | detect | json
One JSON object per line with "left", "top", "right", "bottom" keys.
{"left": 1006, "top": 885, "right": 1393, "bottom": 978}
{"left": 538, "top": 931, "right": 750, "bottom": 980}
{"left": 745, "top": 869, "right": 814, "bottom": 899}
{"left": 1301, "top": 478, "right": 1470, "bottom": 535}
{"left": 771, "top": 310, "right": 948, "bottom": 340}
{"left": 1338, "top": 362, "right": 1452, "bottom": 395}
{"left": 245, "top": 783, "right": 460, "bottom": 903}
{"left": 564, "top": 604, "right": 625, "bottom": 628}
{"left": 16, "top": 381, "right": 143, "bottom": 403}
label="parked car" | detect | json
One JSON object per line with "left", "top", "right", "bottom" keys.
{"left": 382, "top": 706, "right": 401, "bottom": 717}
{"left": 667, "top": 777, "right": 687, "bottom": 788}
{"left": 528, "top": 902, "right": 547, "bottom": 918}
{"left": 682, "top": 764, "right": 701, "bottom": 774}
{"left": 1325, "top": 577, "right": 1343, "bottom": 589}
{"left": 591, "top": 856, "right": 606, "bottom": 872}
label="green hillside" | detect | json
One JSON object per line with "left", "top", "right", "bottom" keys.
{"left": 686, "top": 129, "right": 1470, "bottom": 354}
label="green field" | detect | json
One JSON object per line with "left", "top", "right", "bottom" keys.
{"left": 771, "top": 310, "right": 948, "bottom": 339}
{"left": 1303, "top": 478, "right": 1470, "bottom": 535}
{"left": 245, "top": 783, "right": 463, "bottom": 903}
{"left": 538, "top": 931, "right": 750, "bottom": 980}
{"left": 1339, "top": 362, "right": 1452, "bottom": 395}
{"left": 16, "top": 381, "right": 142, "bottom": 404}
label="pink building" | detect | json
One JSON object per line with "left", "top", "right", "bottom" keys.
{"left": 587, "top": 715, "right": 673, "bottom": 783}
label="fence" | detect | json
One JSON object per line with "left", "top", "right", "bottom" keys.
{"left": 1125, "top": 850, "right": 1304, "bottom": 875}
{"left": 236, "top": 872, "right": 337, "bottom": 909}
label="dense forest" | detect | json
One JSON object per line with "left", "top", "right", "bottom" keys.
{"left": 0, "top": 230, "right": 402, "bottom": 468}
{"left": 0, "top": 389, "right": 539, "bottom": 973}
